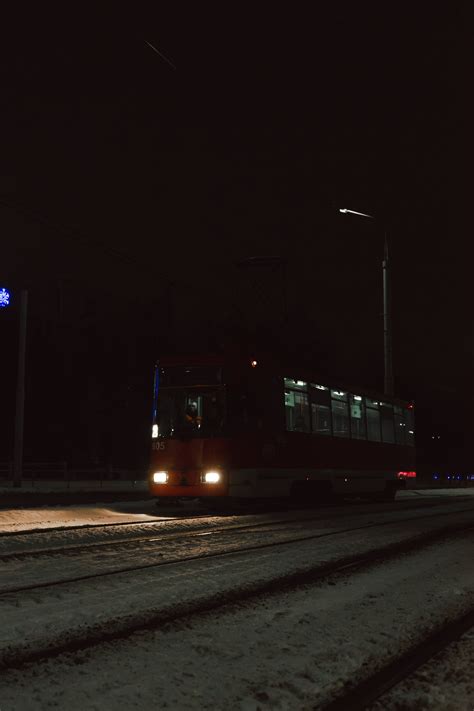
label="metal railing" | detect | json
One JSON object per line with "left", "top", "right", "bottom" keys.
{"left": 0, "top": 462, "right": 147, "bottom": 489}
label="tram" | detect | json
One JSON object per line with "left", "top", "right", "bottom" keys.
{"left": 149, "top": 353, "right": 415, "bottom": 502}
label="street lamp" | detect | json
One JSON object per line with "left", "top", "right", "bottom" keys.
{"left": 339, "top": 209, "right": 393, "bottom": 397}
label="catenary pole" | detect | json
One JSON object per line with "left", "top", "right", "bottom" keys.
{"left": 340, "top": 209, "right": 394, "bottom": 396}
{"left": 13, "top": 289, "right": 28, "bottom": 488}
{"left": 382, "top": 232, "right": 393, "bottom": 396}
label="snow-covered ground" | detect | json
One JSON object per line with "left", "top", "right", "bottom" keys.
{"left": 1, "top": 532, "right": 473, "bottom": 709}
{"left": 372, "top": 627, "right": 474, "bottom": 710}
{"left": 0, "top": 497, "right": 166, "bottom": 533}
{"left": 1, "top": 499, "right": 474, "bottom": 589}
{"left": 0, "top": 492, "right": 473, "bottom": 709}
{"left": 4, "top": 507, "right": 466, "bottom": 664}
{"left": 1, "top": 488, "right": 474, "bottom": 535}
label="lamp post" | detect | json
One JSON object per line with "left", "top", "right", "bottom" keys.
{"left": 1, "top": 286, "right": 28, "bottom": 487}
{"left": 12, "top": 290, "right": 28, "bottom": 487}
{"left": 339, "top": 209, "right": 393, "bottom": 396}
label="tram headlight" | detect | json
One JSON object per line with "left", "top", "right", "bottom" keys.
{"left": 153, "top": 471, "right": 168, "bottom": 484}
{"left": 203, "top": 471, "right": 221, "bottom": 484}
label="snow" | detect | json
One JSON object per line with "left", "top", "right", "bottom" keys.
{"left": 0, "top": 498, "right": 166, "bottom": 533}
{"left": 0, "top": 530, "right": 473, "bottom": 709}
{"left": 0, "top": 492, "right": 473, "bottom": 708}
{"left": 401, "top": 487, "right": 474, "bottom": 498}
{"left": 1, "top": 497, "right": 474, "bottom": 591}
{"left": 1, "top": 488, "right": 473, "bottom": 536}
{"left": 371, "top": 629, "right": 474, "bottom": 710}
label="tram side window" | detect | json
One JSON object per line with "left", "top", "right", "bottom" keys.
{"left": 366, "top": 399, "right": 381, "bottom": 442}
{"left": 350, "top": 395, "right": 366, "bottom": 439}
{"left": 309, "top": 385, "right": 331, "bottom": 435}
{"left": 394, "top": 406, "right": 406, "bottom": 445}
{"left": 285, "top": 388, "right": 310, "bottom": 432}
{"left": 380, "top": 403, "right": 395, "bottom": 443}
{"left": 331, "top": 390, "right": 349, "bottom": 438}
{"left": 406, "top": 408, "right": 415, "bottom": 446}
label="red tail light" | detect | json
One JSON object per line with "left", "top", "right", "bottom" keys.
{"left": 398, "top": 471, "right": 416, "bottom": 479}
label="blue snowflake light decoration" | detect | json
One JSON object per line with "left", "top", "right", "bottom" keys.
{"left": 0, "top": 287, "right": 11, "bottom": 308}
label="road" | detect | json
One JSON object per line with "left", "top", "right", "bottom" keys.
{"left": 0, "top": 490, "right": 473, "bottom": 709}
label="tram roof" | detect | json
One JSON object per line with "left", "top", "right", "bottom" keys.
{"left": 156, "top": 351, "right": 413, "bottom": 409}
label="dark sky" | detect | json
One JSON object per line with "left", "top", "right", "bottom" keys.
{"left": 0, "top": 7, "right": 468, "bottom": 462}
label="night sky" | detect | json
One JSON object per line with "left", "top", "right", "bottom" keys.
{"left": 0, "top": 8, "right": 468, "bottom": 469}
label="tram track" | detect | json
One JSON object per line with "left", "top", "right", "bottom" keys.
{"left": 322, "top": 605, "right": 474, "bottom": 711}
{"left": 2, "top": 518, "right": 474, "bottom": 672}
{"left": 1, "top": 496, "right": 473, "bottom": 561}
{"left": 2, "top": 506, "right": 474, "bottom": 596}
{"left": 2, "top": 503, "right": 474, "bottom": 570}
{"left": 0, "top": 516, "right": 319, "bottom": 562}
{"left": 0, "top": 493, "right": 470, "bottom": 539}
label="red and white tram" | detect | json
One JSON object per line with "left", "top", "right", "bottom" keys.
{"left": 149, "top": 353, "right": 415, "bottom": 502}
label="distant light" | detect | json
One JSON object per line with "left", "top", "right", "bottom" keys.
{"left": 251, "top": 360, "right": 258, "bottom": 368}
{"left": 408, "top": 403, "right": 414, "bottom": 409}
{"left": 353, "top": 395, "right": 362, "bottom": 401}
{"left": 398, "top": 471, "right": 416, "bottom": 479}
{"left": 0, "top": 287, "right": 11, "bottom": 308}
{"left": 152, "top": 424, "right": 158, "bottom": 439}
{"left": 296, "top": 380, "right": 306, "bottom": 386}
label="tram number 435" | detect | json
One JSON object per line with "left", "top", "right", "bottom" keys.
{"left": 152, "top": 441, "right": 165, "bottom": 451}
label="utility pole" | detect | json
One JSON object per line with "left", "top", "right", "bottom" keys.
{"left": 13, "top": 289, "right": 28, "bottom": 488}
{"left": 339, "top": 209, "right": 394, "bottom": 396}
{"left": 382, "top": 233, "right": 393, "bottom": 396}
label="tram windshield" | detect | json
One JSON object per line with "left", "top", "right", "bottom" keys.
{"left": 157, "top": 387, "right": 225, "bottom": 438}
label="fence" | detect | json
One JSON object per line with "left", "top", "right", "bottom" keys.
{"left": 0, "top": 462, "right": 147, "bottom": 489}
